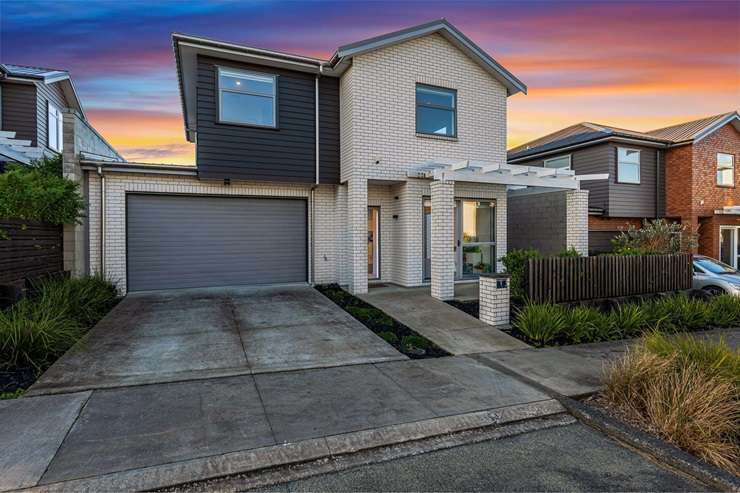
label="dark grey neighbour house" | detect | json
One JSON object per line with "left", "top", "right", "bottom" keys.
{"left": 508, "top": 122, "right": 671, "bottom": 254}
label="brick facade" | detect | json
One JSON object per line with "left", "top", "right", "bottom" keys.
{"left": 566, "top": 190, "right": 589, "bottom": 255}
{"left": 664, "top": 122, "right": 740, "bottom": 257}
{"left": 430, "top": 180, "right": 456, "bottom": 300}
{"left": 479, "top": 275, "right": 510, "bottom": 326}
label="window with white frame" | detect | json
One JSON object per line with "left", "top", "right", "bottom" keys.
{"left": 717, "top": 153, "right": 734, "bottom": 186}
{"left": 47, "top": 101, "right": 63, "bottom": 152}
{"left": 617, "top": 147, "right": 640, "bottom": 184}
{"left": 218, "top": 67, "right": 277, "bottom": 127}
{"left": 543, "top": 155, "right": 571, "bottom": 169}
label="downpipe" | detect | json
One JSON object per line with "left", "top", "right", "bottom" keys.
{"left": 96, "top": 165, "right": 105, "bottom": 277}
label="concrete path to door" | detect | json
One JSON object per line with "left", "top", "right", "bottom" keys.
{"left": 27, "top": 285, "right": 405, "bottom": 396}
{"left": 360, "top": 285, "right": 529, "bottom": 355}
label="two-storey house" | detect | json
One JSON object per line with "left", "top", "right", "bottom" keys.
{"left": 80, "top": 20, "right": 595, "bottom": 298}
{"left": 508, "top": 112, "right": 740, "bottom": 261}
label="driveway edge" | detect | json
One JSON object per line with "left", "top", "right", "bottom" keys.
{"left": 560, "top": 397, "right": 740, "bottom": 492}
{"left": 24, "top": 399, "right": 565, "bottom": 492}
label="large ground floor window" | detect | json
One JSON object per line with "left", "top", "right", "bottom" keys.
{"left": 458, "top": 199, "right": 496, "bottom": 278}
{"left": 719, "top": 226, "right": 740, "bottom": 269}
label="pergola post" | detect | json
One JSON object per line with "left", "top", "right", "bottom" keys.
{"left": 430, "top": 179, "right": 455, "bottom": 300}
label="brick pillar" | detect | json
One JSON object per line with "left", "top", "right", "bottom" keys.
{"left": 566, "top": 189, "right": 589, "bottom": 256}
{"left": 430, "top": 179, "right": 455, "bottom": 300}
{"left": 479, "top": 274, "right": 510, "bottom": 326}
{"left": 61, "top": 111, "right": 86, "bottom": 277}
{"left": 347, "top": 177, "right": 368, "bottom": 294}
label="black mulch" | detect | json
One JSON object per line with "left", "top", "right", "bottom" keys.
{"left": 315, "top": 284, "right": 450, "bottom": 359}
{"left": 1, "top": 367, "right": 37, "bottom": 393}
{"left": 445, "top": 300, "right": 479, "bottom": 318}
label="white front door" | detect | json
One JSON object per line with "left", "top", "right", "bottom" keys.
{"left": 719, "top": 226, "right": 740, "bottom": 268}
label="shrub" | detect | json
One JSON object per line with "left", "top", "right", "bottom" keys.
{"left": 378, "top": 331, "right": 398, "bottom": 345}
{"left": 557, "top": 247, "right": 582, "bottom": 258}
{"left": 643, "top": 294, "right": 710, "bottom": 333}
{"left": 32, "top": 275, "right": 118, "bottom": 328}
{"left": 501, "top": 248, "right": 541, "bottom": 300}
{"left": 564, "top": 306, "right": 610, "bottom": 344}
{"left": 707, "top": 295, "right": 740, "bottom": 328}
{"left": 0, "top": 297, "right": 84, "bottom": 370}
{"left": 513, "top": 303, "right": 567, "bottom": 346}
{"left": 0, "top": 156, "right": 85, "bottom": 225}
{"left": 611, "top": 218, "right": 696, "bottom": 255}
{"left": 603, "top": 336, "right": 739, "bottom": 474}
{"left": 607, "top": 303, "right": 649, "bottom": 339}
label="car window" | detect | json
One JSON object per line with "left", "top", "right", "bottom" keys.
{"left": 694, "top": 257, "right": 737, "bottom": 274}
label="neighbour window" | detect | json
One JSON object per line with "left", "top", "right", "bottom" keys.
{"left": 416, "top": 84, "right": 456, "bottom": 137}
{"left": 617, "top": 147, "right": 640, "bottom": 184}
{"left": 47, "top": 101, "right": 63, "bottom": 152}
{"left": 717, "top": 153, "right": 734, "bottom": 186}
{"left": 218, "top": 67, "right": 277, "bottom": 127}
{"left": 543, "top": 155, "right": 571, "bottom": 169}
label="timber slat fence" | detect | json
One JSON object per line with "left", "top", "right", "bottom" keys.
{"left": 0, "top": 219, "right": 63, "bottom": 285}
{"left": 525, "top": 254, "right": 693, "bottom": 303}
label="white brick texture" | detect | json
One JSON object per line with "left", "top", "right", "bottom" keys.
{"left": 430, "top": 180, "right": 455, "bottom": 300}
{"left": 566, "top": 189, "right": 590, "bottom": 256}
{"left": 479, "top": 275, "right": 510, "bottom": 326}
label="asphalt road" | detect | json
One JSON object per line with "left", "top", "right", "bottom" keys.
{"left": 248, "top": 423, "right": 708, "bottom": 492}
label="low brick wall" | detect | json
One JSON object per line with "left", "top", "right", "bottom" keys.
{"left": 479, "top": 273, "right": 510, "bottom": 326}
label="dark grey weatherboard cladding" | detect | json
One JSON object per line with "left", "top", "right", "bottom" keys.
{"left": 1, "top": 82, "right": 37, "bottom": 145}
{"left": 195, "top": 56, "right": 340, "bottom": 184}
{"left": 518, "top": 143, "right": 662, "bottom": 218}
{"left": 318, "top": 76, "right": 340, "bottom": 183}
{"left": 36, "top": 80, "right": 69, "bottom": 153}
{"left": 126, "top": 194, "right": 307, "bottom": 291}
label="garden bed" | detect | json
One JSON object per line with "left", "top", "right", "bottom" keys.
{"left": 315, "top": 284, "right": 450, "bottom": 358}
{"left": 0, "top": 274, "right": 120, "bottom": 397}
{"left": 594, "top": 332, "right": 739, "bottom": 476}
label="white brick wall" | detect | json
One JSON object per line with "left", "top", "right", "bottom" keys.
{"left": 87, "top": 172, "right": 339, "bottom": 294}
{"left": 479, "top": 275, "right": 510, "bottom": 326}
{"left": 340, "top": 33, "right": 508, "bottom": 183}
{"left": 566, "top": 189, "right": 589, "bottom": 256}
{"left": 430, "top": 180, "right": 455, "bottom": 300}
{"left": 346, "top": 177, "right": 368, "bottom": 294}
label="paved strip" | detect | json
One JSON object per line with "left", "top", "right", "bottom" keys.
{"left": 360, "top": 286, "right": 528, "bottom": 354}
{"left": 26, "top": 356, "right": 556, "bottom": 489}
{"left": 0, "top": 392, "right": 91, "bottom": 492}
{"left": 27, "top": 400, "right": 566, "bottom": 492}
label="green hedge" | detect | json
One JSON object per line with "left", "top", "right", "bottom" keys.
{"left": 513, "top": 294, "right": 740, "bottom": 347}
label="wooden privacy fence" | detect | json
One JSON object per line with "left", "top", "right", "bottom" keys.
{"left": 525, "top": 254, "right": 693, "bottom": 303}
{"left": 0, "top": 219, "right": 63, "bottom": 285}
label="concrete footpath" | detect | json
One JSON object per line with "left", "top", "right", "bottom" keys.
{"left": 0, "top": 356, "right": 563, "bottom": 492}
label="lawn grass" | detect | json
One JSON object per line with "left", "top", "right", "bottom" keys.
{"left": 315, "top": 284, "right": 449, "bottom": 358}
{"left": 601, "top": 332, "right": 739, "bottom": 474}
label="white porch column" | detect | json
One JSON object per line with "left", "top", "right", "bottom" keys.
{"left": 566, "top": 189, "right": 589, "bottom": 256}
{"left": 430, "top": 179, "right": 455, "bottom": 300}
{"left": 347, "top": 177, "right": 368, "bottom": 294}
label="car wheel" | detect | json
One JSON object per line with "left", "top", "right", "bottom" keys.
{"left": 703, "top": 286, "right": 726, "bottom": 296}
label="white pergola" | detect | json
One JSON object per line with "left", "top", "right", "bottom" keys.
{"left": 407, "top": 159, "right": 608, "bottom": 189}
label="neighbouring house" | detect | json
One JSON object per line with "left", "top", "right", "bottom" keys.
{"left": 79, "top": 19, "right": 599, "bottom": 298}
{"left": 0, "top": 63, "right": 125, "bottom": 279}
{"left": 508, "top": 112, "right": 739, "bottom": 261}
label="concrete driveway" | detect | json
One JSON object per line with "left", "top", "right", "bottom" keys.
{"left": 28, "top": 285, "right": 405, "bottom": 395}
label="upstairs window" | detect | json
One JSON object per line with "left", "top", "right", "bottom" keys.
{"left": 218, "top": 67, "right": 276, "bottom": 127}
{"left": 717, "top": 153, "right": 734, "bottom": 186}
{"left": 543, "top": 155, "right": 571, "bottom": 170}
{"left": 47, "top": 101, "right": 63, "bottom": 152}
{"left": 617, "top": 147, "right": 640, "bottom": 184}
{"left": 416, "top": 84, "right": 456, "bottom": 137}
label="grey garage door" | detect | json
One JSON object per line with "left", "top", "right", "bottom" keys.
{"left": 127, "top": 194, "right": 307, "bottom": 291}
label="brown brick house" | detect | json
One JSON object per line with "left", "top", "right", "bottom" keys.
{"left": 508, "top": 111, "right": 739, "bottom": 262}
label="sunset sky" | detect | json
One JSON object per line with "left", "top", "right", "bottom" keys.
{"left": 2, "top": 0, "right": 737, "bottom": 165}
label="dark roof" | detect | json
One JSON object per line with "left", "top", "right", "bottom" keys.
{"left": 508, "top": 111, "right": 739, "bottom": 161}
{"left": 0, "top": 63, "right": 69, "bottom": 81}
{"left": 646, "top": 111, "right": 738, "bottom": 142}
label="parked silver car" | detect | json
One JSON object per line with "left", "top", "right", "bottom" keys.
{"left": 692, "top": 255, "right": 740, "bottom": 296}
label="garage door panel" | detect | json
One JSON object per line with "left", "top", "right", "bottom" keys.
{"left": 127, "top": 195, "right": 307, "bottom": 291}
